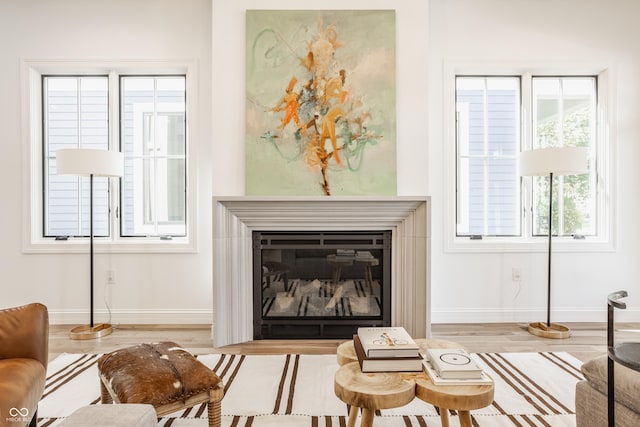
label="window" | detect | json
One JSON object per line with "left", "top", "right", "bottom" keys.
{"left": 454, "top": 72, "right": 607, "bottom": 247}
{"left": 26, "top": 62, "right": 194, "bottom": 252}
{"left": 456, "top": 76, "right": 521, "bottom": 237}
{"left": 120, "top": 76, "right": 186, "bottom": 237}
{"left": 43, "top": 76, "right": 110, "bottom": 237}
{"left": 530, "top": 77, "right": 597, "bottom": 237}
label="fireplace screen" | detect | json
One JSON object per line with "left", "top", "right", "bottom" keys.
{"left": 253, "top": 231, "right": 391, "bottom": 339}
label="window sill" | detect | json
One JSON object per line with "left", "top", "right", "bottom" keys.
{"left": 445, "top": 236, "right": 615, "bottom": 254}
{"left": 22, "top": 237, "right": 197, "bottom": 254}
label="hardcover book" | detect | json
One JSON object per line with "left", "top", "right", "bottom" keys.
{"left": 353, "top": 335, "right": 423, "bottom": 372}
{"left": 356, "top": 326, "right": 420, "bottom": 358}
{"left": 425, "top": 348, "right": 484, "bottom": 379}
{"left": 422, "top": 358, "right": 493, "bottom": 385}
{"left": 355, "top": 250, "right": 374, "bottom": 259}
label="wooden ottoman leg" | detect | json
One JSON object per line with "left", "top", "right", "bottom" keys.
{"left": 207, "top": 400, "right": 221, "bottom": 427}
{"left": 207, "top": 382, "right": 224, "bottom": 427}
{"left": 100, "top": 378, "right": 113, "bottom": 404}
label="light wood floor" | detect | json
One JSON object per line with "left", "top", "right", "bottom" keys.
{"left": 48, "top": 322, "right": 640, "bottom": 363}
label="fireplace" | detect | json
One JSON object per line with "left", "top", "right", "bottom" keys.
{"left": 253, "top": 231, "right": 392, "bottom": 339}
{"left": 212, "top": 196, "right": 430, "bottom": 347}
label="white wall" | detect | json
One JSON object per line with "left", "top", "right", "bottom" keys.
{"left": 0, "top": 0, "right": 213, "bottom": 323}
{"left": 2, "top": 0, "right": 638, "bottom": 325}
{"left": 428, "top": 0, "right": 640, "bottom": 323}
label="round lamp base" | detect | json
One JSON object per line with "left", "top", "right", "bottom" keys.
{"left": 69, "top": 323, "right": 114, "bottom": 340}
{"left": 527, "top": 322, "right": 571, "bottom": 339}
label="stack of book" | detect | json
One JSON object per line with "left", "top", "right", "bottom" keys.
{"left": 353, "top": 326, "right": 422, "bottom": 372}
{"left": 336, "top": 249, "right": 356, "bottom": 258}
{"left": 422, "top": 348, "right": 493, "bottom": 385}
{"left": 355, "top": 250, "right": 374, "bottom": 260}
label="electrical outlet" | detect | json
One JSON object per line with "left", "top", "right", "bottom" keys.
{"left": 107, "top": 270, "right": 116, "bottom": 285}
{"left": 512, "top": 267, "right": 522, "bottom": 282}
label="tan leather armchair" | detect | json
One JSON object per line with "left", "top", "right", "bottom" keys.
{"left": 0, "top": 303, "right": 49, "bottom": 427}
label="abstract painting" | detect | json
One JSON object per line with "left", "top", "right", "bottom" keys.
{"left": 245, "top": 10, "right": 396, "bottom": 195}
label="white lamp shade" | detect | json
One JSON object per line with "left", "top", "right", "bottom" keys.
{"left": 56, "top": 148, "right": 124, "bottom": 177}
{"left": 519, "top": 146, "right": 588, "bottom": 177}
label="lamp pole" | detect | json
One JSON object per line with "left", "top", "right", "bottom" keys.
{"left": 89, "top": 173, "right": 94, "bottom": 329}
{"left": 547, "top": 172, "right": 553, "bottom": 328}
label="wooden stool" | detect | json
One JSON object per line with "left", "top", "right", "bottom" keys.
{"left": 355, "top": 257, "right": 379, "bottom": 287}
{"left": 262, "top": 261, "right": 290, "bottom": 291}
{"left": 334, "top": 362, "right": 415, "bottom": 427}
{"left": 416, "top": 337, "right": 469, "bottom": 353}
{"left": 336, "top": 340, "right": 359, "bottom": 424}
{"left": 98, "top": 342, "right": 224, "bottom": 427}
{"left": 414, "top": 373, "right": 493, "bottom": 427}
{"left": 337, "top": 340, "right": 358, "bottom": 366}
{"left": 413, "top": 338, "right": 493, "bottom": 427}
{"left": 336, "top": 338, "right": 463, "bottom": 425}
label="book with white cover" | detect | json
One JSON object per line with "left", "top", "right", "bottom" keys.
{"left": 425, "top": 348, "right": 484, "bottom": 379}
{"left": 422, "top": 358, "right": 493, "bottom": 386}
{"left": 353, "top": 335, "right": 423, "bottom": 372}
{"left": 355, "top": 250, "right": 374, "bottom": 259}
{"left": 356, "top": 327, "right": 420, "bottom": 358}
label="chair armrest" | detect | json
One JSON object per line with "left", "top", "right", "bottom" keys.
{"left": 608, "top": 290, "right": 628, "bottom": 309}
{"left": 0, "top": 303, "right": 49, "bottom": 369}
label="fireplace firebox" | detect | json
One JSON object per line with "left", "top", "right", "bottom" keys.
{"left": 253, "top": 231, "right": 391, "bottom": 339}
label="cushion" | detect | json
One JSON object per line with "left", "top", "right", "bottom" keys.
{"left": 0, "top": 358, "right": 46, "bottom": 422}
{"left": 60, "top": 404, "right": 157, "bottom": 427}
{"left": 576, "top": 380, "right": 640, "bottom": 427}
{"left": 581, "top": 355, "right": 640, "bottom": 414}
{"left": 98, "top": 342, "right": 221, "bottom": 407}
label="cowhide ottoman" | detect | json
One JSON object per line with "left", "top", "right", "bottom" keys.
{"left": 97, "top": 342, "right": 224, "bottom": 427}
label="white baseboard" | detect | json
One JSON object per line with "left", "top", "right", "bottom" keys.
{"left": 431, "top": 307, "right": 640, "bottom": 324}
{"left": 48, "top": 307, "right": 639, "bottom": 326}
{"left": 48, "top": 308, "right": 213, "bottom": 325}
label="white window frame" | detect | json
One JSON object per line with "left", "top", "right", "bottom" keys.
{"left": 443, "top": 62, "right": 616, "bottom": 253}
{"left": 21, "top": 60, "right": 199, "bottom": 254}
{"left": 130, "top": 103, "right": 186, "bottom": 236}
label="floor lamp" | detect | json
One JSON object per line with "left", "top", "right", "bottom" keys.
{"left": 56, "top": 148, "right": 124, "bottom": 340}
{"left": 519, "top": 146, "right": 588, "bottom": 339}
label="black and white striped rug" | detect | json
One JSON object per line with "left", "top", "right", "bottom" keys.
{"left": 38, "top": 351, "right": 583, "bottom": 426}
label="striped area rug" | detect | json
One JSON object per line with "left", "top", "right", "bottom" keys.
{"left": 38, "top": 351, "right": 583, "bottom": 426}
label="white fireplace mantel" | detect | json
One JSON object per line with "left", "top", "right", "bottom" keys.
{"left": 212, "top": 196, "right": 431, "bottom": 347}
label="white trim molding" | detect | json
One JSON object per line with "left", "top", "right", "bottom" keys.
{"left": 441, "top": 60, "right": 616, "bottom": 254}
{"left": 20, "top": 59, "right": 200, "bottom": 254}
{"left": 212, "top": 196, "right": 431, "bottom": 348}
{"left": 47, "top": 308, "right": 212, "bottom": 325}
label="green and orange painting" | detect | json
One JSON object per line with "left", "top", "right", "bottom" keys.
{"left": 246, "top": 10, "right": 396, "bottom": 196}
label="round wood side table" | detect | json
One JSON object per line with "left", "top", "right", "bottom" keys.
{"left": 335, "top": 338, "right": 493, "bottom": 427}
{"left": 414, "top": 376, "right": 494, "bottom": 427}
{"left": 334, "top": 361, "right": 415, "bottom": 427}
{"left": 414, "top": 338, "right": 493, "bottom": 427}
{"left": 336, "top": 340, "right": 359, "bottom": 425}
{"left": 337, "top": 339, "right": 358, "bottom": 366}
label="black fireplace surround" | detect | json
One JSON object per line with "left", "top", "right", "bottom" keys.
{"left": 253, "top": 230, "right": 391, "bottom": 339}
